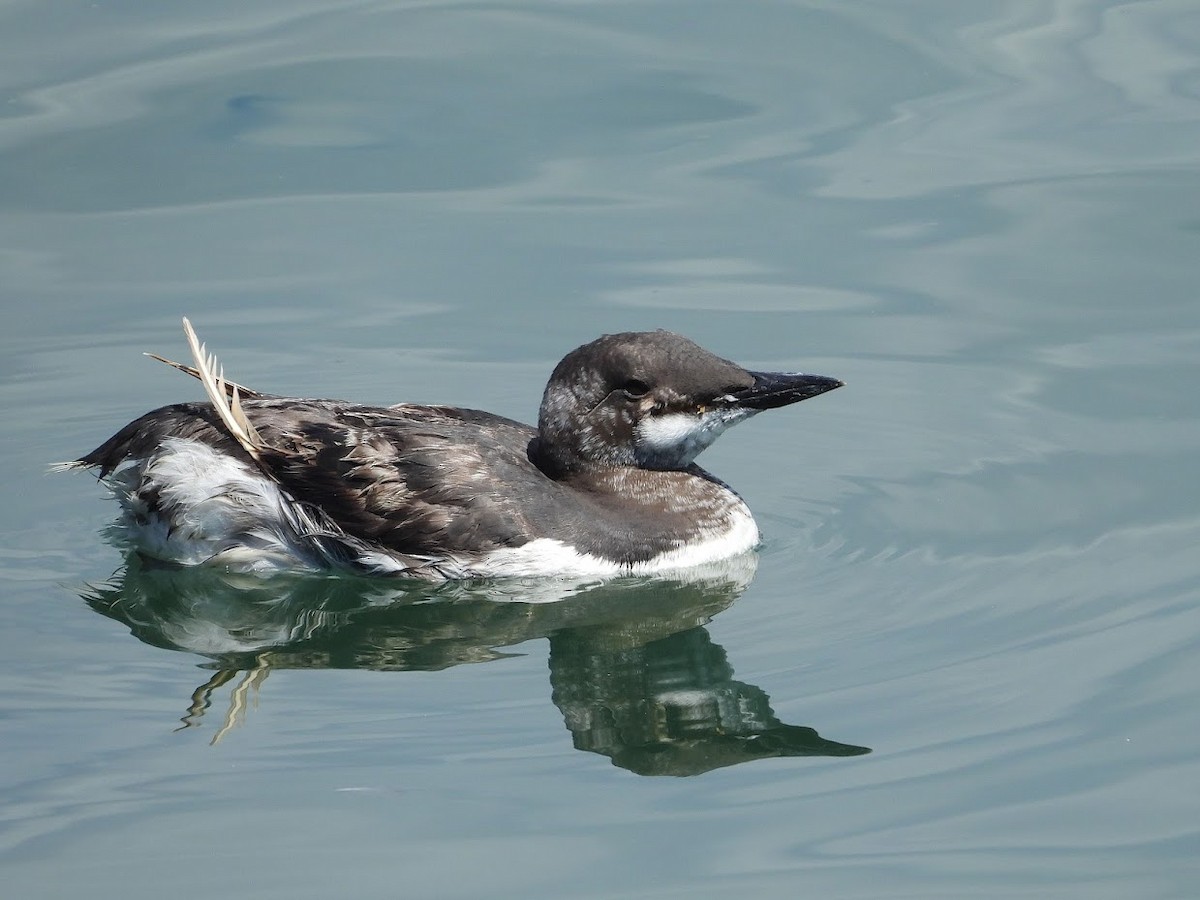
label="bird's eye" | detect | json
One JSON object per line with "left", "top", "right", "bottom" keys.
{"left": 621, "top": 378, "right": 650, "bottom": 399}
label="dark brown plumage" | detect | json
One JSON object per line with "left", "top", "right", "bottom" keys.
{"left": 68, "top": 325, "right": 842, "bottom": 578}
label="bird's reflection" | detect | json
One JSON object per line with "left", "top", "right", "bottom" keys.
{"left": 551, "top": 627, "right": 869, "bottom": 775}
{"left": 82, "top": 553, "right": 869, "bottom": 774}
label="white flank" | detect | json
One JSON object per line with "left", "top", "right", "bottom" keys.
{"left": 112, "top": 439, "right": 318, "bottom": 572}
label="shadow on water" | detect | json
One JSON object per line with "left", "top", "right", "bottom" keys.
{"left": 81, "top": 554, "right": 870, "bottom": 775}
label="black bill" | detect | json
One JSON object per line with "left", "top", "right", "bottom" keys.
{"left": 729, "top": 371, "right": 844, "bottom": 411}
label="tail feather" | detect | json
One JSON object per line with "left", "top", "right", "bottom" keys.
{"left": 47, "top": 460, "right": 93, "bottom": 474}
{"left": 182, "top": 317, "right": 265, "bottom": 461}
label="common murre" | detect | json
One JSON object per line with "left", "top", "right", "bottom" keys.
{"left": 62, "top": 320, "right": 842, "bottom": 579}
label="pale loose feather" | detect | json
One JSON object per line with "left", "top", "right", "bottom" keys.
{"left": 182, "top": 317, "right": 265, "bottom": 460}
{"left": 143, "top": 352, "right": 264, "bottom": 399}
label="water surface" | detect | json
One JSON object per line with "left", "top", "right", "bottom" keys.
{"left": 2, "top": 2, "right": 1198, "bottom": 897}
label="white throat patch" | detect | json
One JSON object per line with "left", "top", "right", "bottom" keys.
{"left": 635, "top": 408, "right": 757, "bottom": 468}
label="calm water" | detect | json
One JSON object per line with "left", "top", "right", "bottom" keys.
{"left": 3, "top": 1, "right": 1199, "bottom": 897}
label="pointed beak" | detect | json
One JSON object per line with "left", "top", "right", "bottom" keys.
{"left": 728, "top": 371, "right": 844, "bottom": 411}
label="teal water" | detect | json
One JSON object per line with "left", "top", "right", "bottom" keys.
{"left": 3, "top": 2, "right": 1199, "bottom": 897}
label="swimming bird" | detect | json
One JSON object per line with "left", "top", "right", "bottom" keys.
{"left": 63, "top": 320, "right": 842, "bottom": 579}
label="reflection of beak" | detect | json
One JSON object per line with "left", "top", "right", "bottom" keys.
{"left": 729, "top": 371, "right": 844, "bottom": 411}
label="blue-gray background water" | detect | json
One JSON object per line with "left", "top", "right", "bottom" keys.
{"left": 3, "top": 2, "right": 1198, "bottom": 897}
